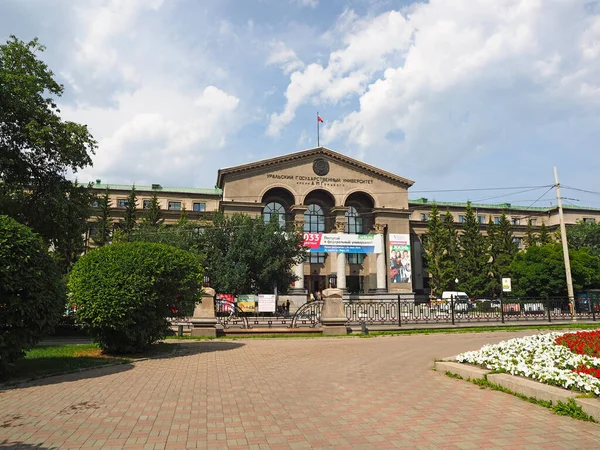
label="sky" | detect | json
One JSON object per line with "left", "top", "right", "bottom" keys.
{"left": 2, "top": 0, "right": 600, "bottom": 208}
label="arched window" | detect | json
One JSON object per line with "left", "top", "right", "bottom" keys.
{"left": 304, "top": 204, "right": 326, "bottom": 263}
{"left": 345, "top": 206, "right": 365, "bottom": 264}
{"left": 263, "top": 202, "right": 286, "bottom": 228}
{"left": 345, "top": 206, "right": 363, "bottom": 233}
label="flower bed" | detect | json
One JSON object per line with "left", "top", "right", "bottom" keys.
{"left": 456, "top": 332, "right": 600, "bottom": 396}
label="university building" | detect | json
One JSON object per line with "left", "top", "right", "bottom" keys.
{"left": 90, "top": 147, "right": 600, "bottom": 299}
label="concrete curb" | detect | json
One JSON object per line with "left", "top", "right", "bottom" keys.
{"left": 436, "top": 359, "right": 600, "bottom": 421}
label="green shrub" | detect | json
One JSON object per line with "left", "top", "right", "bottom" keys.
{"left": 0, "top": 215, "right": 66, "bottom": 375}
{"left": 69, "top": 242, "right": 203, "bottom": 353}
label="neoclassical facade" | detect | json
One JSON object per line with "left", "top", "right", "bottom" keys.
{"left": 91, "top": 146, "right": 600, "bottom": 297}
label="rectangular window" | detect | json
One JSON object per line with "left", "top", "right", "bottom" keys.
{"left": 117, "top": 199, "right": 127, "bottom": 208}
{"left": 309, "top": 253, "right": 326, "bottom": 264}
{"left": 513, "top": 237, "right": 523, "bottom": 249}
{"left": 584, "top": 218, "right": 596, "bottom": 223}
{"left": 477, "top": 215, "right": 485, "bottom": 224}
{"left": 494, "top": 217, "right": 501, "bottom": 225}
{"left": 529, "top": 219, "right": 537, "bottom": 226}
{"left": 143, "top": 199, "right": 152, "bottom": 209}
{"left": 420, "top": 213, "right": 429, "bottom": 222}
{"left": 346, "top": 254, "right": 366, "bottom": 264}
{"left": 168, "top": 201, "right": 181, "bottom": 211}
{"left": 92, "top": 199, "right": 100, "bottom": 208}
{"left": 193, "top": 202, "right": 206, "bottom": 212}
{"left": 512, "top": 218, "right": 520, "bottom": 225}
{"left": 458, "top": 215, "right": 466, "bottom": 223}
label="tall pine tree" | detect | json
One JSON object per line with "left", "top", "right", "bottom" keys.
{"left": 121, "top": 186, "right": 137, "bottom": 237}
{"left": 141, "top": 190, "right": 164, "bottom": 229}
{"left": 441, "top": 209, "right": 460, "bottom": 293}
{"left": 92, "top": 187, "right": 112, "bottom": 247}
{"left": 539, "top": 221, "right": 552, "bottom": 245}
{"left": 457, "top": 202, "right": 489, "bottom": 297}
{"left": 423, "top": 204, "right": 445, "bottom": 297}
{"left": 524, "top": 219, "right": 538, "bottom": 248}
{"left": 487, "top": 211, "right": 518, "bottom": 296}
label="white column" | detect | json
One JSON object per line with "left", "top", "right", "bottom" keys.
{"left": 336, "top": 251, "right": 346, "bottom": 290}
{"left": 294, "top": 262, "right": 304, "bottom": 290}
{"left": 376, "top": 234, "right": 386, "bottom": 291}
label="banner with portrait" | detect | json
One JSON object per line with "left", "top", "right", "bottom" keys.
{"left": 389, "top": 234, "right": 412, "bottom": 284}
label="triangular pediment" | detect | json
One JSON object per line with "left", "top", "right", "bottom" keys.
{"left": 216, "top": 147, "right": 414, "bottom": 188}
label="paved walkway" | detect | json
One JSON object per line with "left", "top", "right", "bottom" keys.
{"left": 2, "top": 331, "right": 600, "bottom": 449}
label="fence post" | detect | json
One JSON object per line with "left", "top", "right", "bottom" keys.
{"left": 593, "top": 295, "right": 596, "bottom": 322}
{"left": 546, "top": 294, "right": 551, "bottom": 323}
{"left": 398, "top": 294, "right": 402, "bottom": 327}
{"left": 451, "top": 294, "right": 455, "bottom": 325}
{"left": 500, "top": 293, "right": 505, "bottom": 324}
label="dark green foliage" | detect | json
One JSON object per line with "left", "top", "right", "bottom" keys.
{"left": 141, "top": 190, "right": 164, "bottom": 229}
{"left": 69, "top": 242, "right": 203, "bottom": 353}
{"left": 423, "top": 204, "right": 445, "bottom": 297}
{"left": 509, "top": 244, "right": 600, "bottom": 297}
{"left": 456, "top": 202, "right": 490, "bottom": 297}
{"left": 0, "top": 215, "right": 66, "bottom": 375}
{"left": 524, "top": 220, "right": 538, "bottom": 248}
{"left": 440, "top": 209, "right": 460, "bottom": 291}
{"left": 566, "top": 220, "right": 600, "bottom": 254}
{"left": 539, "top": 221, "right": 552, "bottom": 245}
{"left": 92, "top": 187, "right": 112, "bottom": 247}
{"left": 0, "top": 37, "right": 96, "bottom": 271}
{"left": 198, "top": 212, "right": 306, "bottom": 295}
{"left": 487, "top": 212, "right": 518, "bottom": 296}
{"left": 121, "top": 187, "right": 137, "bottom": 236}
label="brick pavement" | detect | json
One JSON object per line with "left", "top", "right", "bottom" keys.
{"left": 2, "top": 331, "right": 600, "bottom": 449}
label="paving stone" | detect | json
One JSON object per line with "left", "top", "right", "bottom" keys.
{"left": 1, "top": 331, "right": 600, "bottom": 449}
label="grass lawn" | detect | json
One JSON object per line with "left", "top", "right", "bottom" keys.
{"left": 2, "top": 342, "right": 178, "bottom": 384}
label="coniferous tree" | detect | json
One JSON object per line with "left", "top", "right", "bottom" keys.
{"left": 178, "top": 205, "right": 189, "bottom": 225}
{"left": 141, "top": 190, "right": 164, "bottom": 229}
{"left": 423, "top": 204, "right": 445, "bottom": 297}
{"left": 487, "top": 211, "right": 518, "bottom": 296}
{"left": 121, "top": 186, "right": 137, "bottom": 237}
{"left": 539, "top": 221, "right": 552, "bottom": 245}
{"left": 440, "top": 209, "right": 460, "bottom": 293}
{"left": 524, "top": 219, "right": 538, "bottom": 248}
{"left": 92, "top": 187, "right": 112, "bottom": 247}
{"left": 456, "top": 202, "right": 489, "bottom": 297}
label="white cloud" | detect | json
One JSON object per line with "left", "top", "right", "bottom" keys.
{"left": 269, "top": 0, "right": 600, "bottom": 173}
{"left": 266, "top": 41, "right": 305, "bottom": 74}
{"left": 293, "top": 0, "right": 319, "bottom": 8}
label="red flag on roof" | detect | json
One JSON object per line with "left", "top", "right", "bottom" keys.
{"left": 317, "top": 115, "right": 324, "bottom": 123}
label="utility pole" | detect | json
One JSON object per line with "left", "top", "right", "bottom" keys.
{"left": 554, "top": 166, "right": 575, "bottom": 317}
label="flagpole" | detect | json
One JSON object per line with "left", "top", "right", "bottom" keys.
{"left": 317, "top": 111, "right": 320, "bottom": 147}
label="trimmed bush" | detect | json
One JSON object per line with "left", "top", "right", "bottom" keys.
{"left": 0, "top": 215, "right": 66, "bottom": 375}
{"left": 69, "top": 242, "right": 203, "bottom": 353}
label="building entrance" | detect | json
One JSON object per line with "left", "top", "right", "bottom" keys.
{"left": 305, "top": 275, "right": 326, "bottom": 296}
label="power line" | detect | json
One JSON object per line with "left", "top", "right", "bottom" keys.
{"left": 472, "top": 186, "right": 551, "bottom": 203}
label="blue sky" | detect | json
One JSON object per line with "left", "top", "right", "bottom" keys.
{"left": 2, "top": 0, "right": 600, "bottom": 208}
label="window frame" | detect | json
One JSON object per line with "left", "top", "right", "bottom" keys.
{"left": 193, "top": 202, "right": 206, "bottom": 212}
{"left": 168, "top": 201, "right": 182, "bottom": 211}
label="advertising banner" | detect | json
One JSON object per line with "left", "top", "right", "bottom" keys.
{"left": 302, "top": 233, "right": 382, "bottom": 254}
{"left": 258, "top": 294, "right": 276, "bottom": 313}
{"left": 237, "top": 294, "right": 257, "bottom": 313}
{"left": 389, "top": 234, "right": 411, "bottom": 284}
{"left": 216, "top": 293, "right": 235, "bottom": 313}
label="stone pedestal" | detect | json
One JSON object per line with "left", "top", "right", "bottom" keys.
{"left": 321, "top": 288, "right": 348, "bottom": 335}
{"left": 191, "top": 287, "right": 217, "bottom": 337}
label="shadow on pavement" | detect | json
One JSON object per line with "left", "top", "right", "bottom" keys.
{"left": 0, "top": 440, "right": 55, "bottom": 449}
{"left": 0, "top": 341, "right": 244, "bottom": 391}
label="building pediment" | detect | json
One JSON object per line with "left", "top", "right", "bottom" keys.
{"left": 216, "top": 147, "right": 414, "bottom": 189}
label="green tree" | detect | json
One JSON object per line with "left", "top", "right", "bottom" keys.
{"left": 92, "top": 187, "right": 112, "bottom": 247}
{"left": 121, "top": 186, "right": 137, "bottom": 236}
{"left": 440, "top": 209, "right": 460, "bottom": 293}
{"left": 524, "top": 219, "right": 538, "bottom": 248}
{"left": 0, "top": 37, "right": 96, "bottom": 267}
{"left": 456, "top": 202, "right": 489, "bottom": 297}
{"left": 487, "top": 212, "right": 518, "bottom": 296}
{"left": 197, "top": 212, "right": 306, "bottom": 295}
{"left": 510, "top": 244, "right": 600, "bottom": 297}
{"left": 566, "top": 220, "right": 600, "bottom": 254}
{"left": 539, "top": 221, "right": 552, "bottom": 245}
{"left": 141, "top": 190, "right": 164, "bottom": 229}
{"left": 0, "top": 216, "right": 66, "bottom": 375}
{"left": 178, "top": 205, "right": 189, "bottom": 225}
{"left": 69, "top": 242, "right": 203, "bottom": 353}
{"left": 423, "top": 204, "right": 445, "bottom": 297}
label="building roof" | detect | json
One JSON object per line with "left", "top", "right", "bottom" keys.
{"left": 408, "top": 198, "right": 600, "bottom": 213}
{"left": 216, "top": 146, "right": 415, "bottom": 188}
{"left": 91, "top": 183, "right": 222, "bottom": 196}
